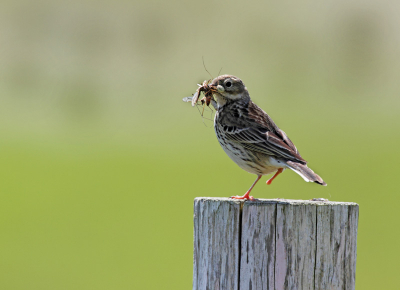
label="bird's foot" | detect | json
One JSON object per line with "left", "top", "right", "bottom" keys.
{"left": 266, "top": 168, "right": 283, "bottom": 185}
{"left": 230, "top": 191, "right": 256, "bottom": 201}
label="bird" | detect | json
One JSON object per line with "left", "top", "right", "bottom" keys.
{"left": 202, "top": 74, "right": 326, "bottom": 200}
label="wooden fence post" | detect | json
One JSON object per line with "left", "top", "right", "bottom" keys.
{"left": 193, "top": 197, "right": 359, "bottom": 290}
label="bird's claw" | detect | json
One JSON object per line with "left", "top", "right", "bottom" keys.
{"left": 230, "top": 192, "right": 256, "bottom": 201}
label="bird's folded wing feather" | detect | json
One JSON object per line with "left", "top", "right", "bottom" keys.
{"left": 222, "top": 126, "right": 306, "bottom": 164}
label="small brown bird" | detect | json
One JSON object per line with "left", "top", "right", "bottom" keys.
{"left": 195, "top": 75, "right": 326, "bottom": 200}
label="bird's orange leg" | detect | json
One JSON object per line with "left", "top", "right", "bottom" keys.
{"left": 266, "top": 168, "right": 284, "bottom": 185}
{"left": 231, "top": 175, "right": 262, "bottom": 201}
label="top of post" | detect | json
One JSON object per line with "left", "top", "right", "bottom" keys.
{"left": 194, "top": 197, "right": 358, "bottom": 207}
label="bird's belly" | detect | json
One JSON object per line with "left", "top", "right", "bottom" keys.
{"left": 217, "top": 137, "right": 281, "bottom": 176}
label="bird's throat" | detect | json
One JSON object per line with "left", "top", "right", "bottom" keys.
{"left": 213, "top": 93, "right": 228, "bottom": 108}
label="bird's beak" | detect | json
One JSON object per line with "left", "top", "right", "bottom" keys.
{"left": 215, "top": 84, "right": 224, "bottom": 93}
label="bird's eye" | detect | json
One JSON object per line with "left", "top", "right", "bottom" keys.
{"left": 225, "top": 81, "right": 232, "bottom": 88}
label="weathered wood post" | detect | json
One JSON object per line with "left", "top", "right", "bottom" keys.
{"left": 193, "top": 197, "right": 358, "bottom": 290}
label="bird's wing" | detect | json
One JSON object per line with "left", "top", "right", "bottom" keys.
{"left": 221, "top": 126, "right": 306, "bottom": 163}
{"left": 219, "top": 101, "right": 306, "bottom": 164}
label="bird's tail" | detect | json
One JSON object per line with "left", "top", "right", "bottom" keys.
{"left": 286, "top": 161, "right": 327, "bottom": 186}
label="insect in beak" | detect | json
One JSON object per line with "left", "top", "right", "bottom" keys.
{"left": 183, "top": 78, "right": 218, "bottom": 127}
{"left": 189, "top": 79, "right": 218, "bottom": 115}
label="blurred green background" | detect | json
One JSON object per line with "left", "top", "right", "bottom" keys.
{"left": 0, "top": 0, "right": 399, "bottom": 289}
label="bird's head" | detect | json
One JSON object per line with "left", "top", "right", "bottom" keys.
{"left": 210, "top": 75, "right": 249, "bottom": 107}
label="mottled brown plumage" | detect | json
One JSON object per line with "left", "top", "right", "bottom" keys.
{"left": 191, "top": 74, "right": 326, "bottom": 200}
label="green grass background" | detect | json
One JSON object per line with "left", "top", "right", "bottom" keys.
{"left": 1, "top": 0, "right": 399, "bottom": 289}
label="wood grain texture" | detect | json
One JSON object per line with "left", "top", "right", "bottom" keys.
{"left": 315, "top": 204, "right": 346, "bottom": 289}
{"left": 193, "top": 198, "right": 359, "bottom": 290}
{"left": 344, "top": 204, "right": 359, "bottom": 290}
{"left": 193, "top": 197, "right": 243, "bottom": 290}
{"left": 275, "top": 200, "right": 317, "bottom": 290}
{"left": 240, "top": 201, "right": 276, "bottom": 290}
{"left": 314, "top": 202, "right": 359, "bottom": 290}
